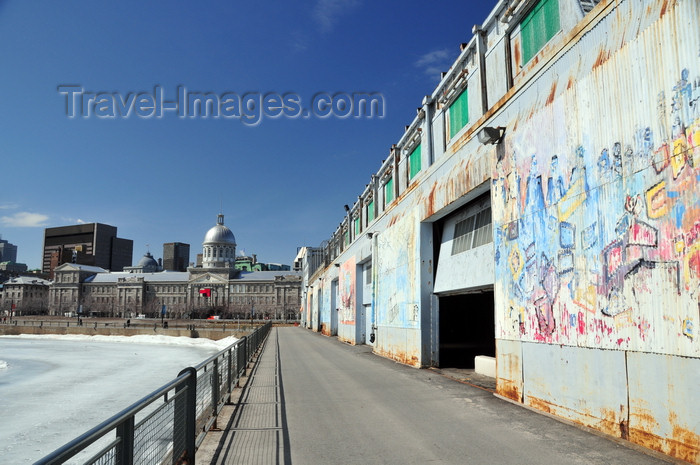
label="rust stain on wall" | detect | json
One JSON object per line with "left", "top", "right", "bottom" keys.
{"left": 596, "top": 406, "right": 626, "bottom": 438}
{"left": 374, "top": 344, "right": 421, "bottom": 367}
{"left": 545, "top": 81, "right": 558, "bottom": 106}
{"left": 526, "top": 396, "right": 554, "bottom": 414}
{"left": 496, "top": 378, "right": 522, "bottom": 402}
{"left": 630, "top": 428, "right": 700, "bottom": 464}
{"left": 629, "top": 408, "right": 700, "bottom": 463}
{"left": 669, "top": 413, "right": 700, "bottom": 463}
{"left": 426, "top": 181, "right": 438, "bottom": 218}
{"left": 337, "top": 335, "right": 355, "bottom": 345}
{"left": 630, "top": 429, "right": 665, "bottom": 457}
{"left": 592, "top": 48, "right": 611, "bottom": 70}
{"left": 527, "top": 398, "right": 630, "bottom": 440}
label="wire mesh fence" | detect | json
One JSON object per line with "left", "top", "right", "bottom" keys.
{"left": 35, "top": 322, "right": 271, "bottom": 465}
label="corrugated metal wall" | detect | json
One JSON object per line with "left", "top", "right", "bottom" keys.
{"left": 493, "top": 0, "right": 700, "bottom": 460}
{"left": 301, "top": 0, "right": 698, "bottom": 460}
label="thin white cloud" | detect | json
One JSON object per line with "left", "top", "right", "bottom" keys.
{"left": 0, "top": 202, "right": 19, "bottom": 210}
{"left": 0, "top": 212, "right": 49, "bottom": 227}
{"left": 290, "top": 30, "right": 309, "bottom": 53}
{"left": 415, "top": 48, "right": 453, "bottom": 77}
{"left": 313, "top": 0, "right": 360, "bottom": 33}
{"left": 60, "top": 217, "right": 90, "bottom": 225}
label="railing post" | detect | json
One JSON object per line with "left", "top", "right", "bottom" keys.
{"left": 212, "top": 358, "right": 220, "bottom": 416}
{"left": 226, "top": 348, "right": 233, "bottom": 402}
{"left": 116, "top": 417, "right": 135, "bottom": 465}
{"left": 174, "top": 368, "right": 197, "bottom": 465}
{"left": 237, "top": 342, "right": 245, "bottom": 382}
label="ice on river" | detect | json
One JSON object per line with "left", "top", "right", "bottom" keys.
{"left": 0, "top": 333, "right": 236, "bottom": 463}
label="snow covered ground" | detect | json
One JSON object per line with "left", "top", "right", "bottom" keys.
{"left": 0, "top": 334, "right": 237, "bottom": 463}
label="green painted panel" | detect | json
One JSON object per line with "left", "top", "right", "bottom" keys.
{"left": 409, "top": 144, "right": 422, "bottom": 179}
{"left": 521, "top": 0, "right": 560, "bottom": 64}
{"left": 449, "top": 89, "right": 469, "bottom": 139}
{"left": 385, "top": 178, "right": 394, "bottom": 204}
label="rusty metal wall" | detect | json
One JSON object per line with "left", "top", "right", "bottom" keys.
{"left": 522, "top": 343, "right": 629, "bottom": 436}
{"left": 492, "top": 0, "right": 700, "bottom": 461}
{"left": 300, "top": 0, "right": 698, "bottom": 460}
{"left": 493, "top": 0, "right": 699, "bottom": 356}
{"left": 627, "top": 351, "right": 700, "bottom": 463}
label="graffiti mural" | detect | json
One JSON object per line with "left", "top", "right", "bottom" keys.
{"left": 375, "top": 210, "right": 420, "bottom": 328}
{"left": 493, "top": 69, "right": 700, "bottom": 357}
{"left": 339, "top": 257, "right": 356, "bottom": 325}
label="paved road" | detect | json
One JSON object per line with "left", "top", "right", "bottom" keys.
{"left": 208, "top": 327, "right": 673, "bottom": 464}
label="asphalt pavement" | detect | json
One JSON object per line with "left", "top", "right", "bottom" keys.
{"left": 202, "top": 327, "right": 675, "bottom": 465}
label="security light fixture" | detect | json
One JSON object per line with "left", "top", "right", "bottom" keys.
{"left": 477, "top": 126, "right": 505, "bottom": 145}
{"left": 366, "top": 232, "right": 374, "bottom": 239}
{"left": 344, "top": 204, "right": 350, "bottom": 212}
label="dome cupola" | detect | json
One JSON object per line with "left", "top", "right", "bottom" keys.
{"left": 137, "top": 252, "right": 159, "bottom": 270}
{"left": 202, "top": 214, "right": 237, "bottom": 268}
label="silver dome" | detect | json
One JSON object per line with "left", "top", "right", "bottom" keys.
{"left": 137, "top": 252, "right": 158, "bottom": 268}
{"left": 203, "top": 214, "right": 236, "bottom": 245}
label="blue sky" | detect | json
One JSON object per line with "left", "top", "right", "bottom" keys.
{"left": 0, "top": 0, "right": 497, "bottom": 270}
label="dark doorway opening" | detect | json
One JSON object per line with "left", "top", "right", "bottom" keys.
{"left": 438, "top": 290, "right": 495, "bottom": 368}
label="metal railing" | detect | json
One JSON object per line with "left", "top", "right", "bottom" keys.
{"left": 34, "top": 322, "right": 272, "bottom": 465}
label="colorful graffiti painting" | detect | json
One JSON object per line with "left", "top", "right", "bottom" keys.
{"left": 339, "top": 256, "right": 356, "bottom": 324}
{"left": 375, "top": 210, "right": 419, "bottom": 328}
{"left": 494, "top": 69, "right": 700, "bottom": 357}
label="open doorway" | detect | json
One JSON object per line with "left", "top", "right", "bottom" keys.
{"left": 438, "top": 290, "right": 494, "bottom": 368}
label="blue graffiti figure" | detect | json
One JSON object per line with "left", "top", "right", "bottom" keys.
{"left": 547, "top": 154, "right": 565, "bottom": 207}
{"left": 612, "top": 142, "right": 623, "bottom": 177}
{"left": 676, "top": 68, "right": 693, "bottom": 126}
{"left": 524, "top": 155, "right": 547, "bottom": 242}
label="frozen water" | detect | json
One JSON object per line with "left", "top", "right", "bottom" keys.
{"left": 0, "top": 334, "right": 237, "bottom": 463}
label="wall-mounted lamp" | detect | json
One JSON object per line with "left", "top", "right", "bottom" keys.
{"left": 477, "top": 126, "right": 505, "bottom": 145}
{"left": 334, "top": 263, "right": 340, "bottom": 268}
{"left": 344, "top": 204, "right": 350, "bottom": 212}
{"left": 366, "top": 232, "right": 374, "bottom": 239}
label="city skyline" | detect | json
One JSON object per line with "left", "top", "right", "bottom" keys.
{"left": 0, "top": 0, "right": 497, "bottom": 270}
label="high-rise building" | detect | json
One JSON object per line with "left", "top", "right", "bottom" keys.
{"left": 0, "top": 238, "right": 18, "bottom": 263}
{"left": 163, "top": 242, "right": 190, "bottom": 271}
{"left": 42, "top": 223, "right": 133, "bottom": 277}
